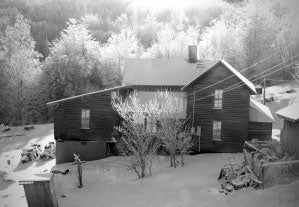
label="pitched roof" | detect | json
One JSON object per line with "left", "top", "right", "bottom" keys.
{"left": 46, "top": 85, "right": 129, "bottom": 107}
{"left": 276, "top": 102, "right": 299, "bottom": 122}
{"left": 122, "top": 59, "right": 218, "bottom": 86}
{"left": 249, "top": 99, "right": 275, "bottom": 123}
{"left": 182, "top": 60, "right": 256, "bottom": 93}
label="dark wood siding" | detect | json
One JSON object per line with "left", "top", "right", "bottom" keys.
{"left": 186, "top": 63, "right": 250, "bottom": 152}
{"left": 248, "top": 122, "right": 272, "bottom": 141}
{"left": 54, "top": 91, "right": 120, "bottom": 141}
{"left": 281, "top": 120, "right": 299, "bottom": 159}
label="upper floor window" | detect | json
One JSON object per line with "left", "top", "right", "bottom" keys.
{"left": 214, "top": 90, "right": 223, "bottom": 109}
{"left": 212, "top": 121, "right": 222, "bottom": 141}
{"left": 81, "top": 109, "right": 90, "bottom": 129}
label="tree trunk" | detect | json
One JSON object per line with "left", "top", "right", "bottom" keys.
{"left": 173, "top": 153, "right": 176, "bottom": 168}
{"left": 149, "top": 159, "right": 152, "bottom": 176}
{"left": 170, "top": 153, "right": 173, "bottom": 167}
{"left": 181, "top": 153, "right": 184, "bottom": 167}
{"left": 140, "top": 159, "right": 146, "bottom": 178}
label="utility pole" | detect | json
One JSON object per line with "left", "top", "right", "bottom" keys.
{"left": 263, "top": 78, "right": 266, "bottom": 105}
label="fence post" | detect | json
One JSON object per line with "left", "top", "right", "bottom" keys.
{"left": 260, "top": 160, "right": 264, "bottom": 189}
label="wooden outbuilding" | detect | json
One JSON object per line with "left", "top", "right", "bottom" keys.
{"left": 276, "top": 103, "right": 299, "bottom": 159}
{"left": 248, "top": 99, "right": 275, "bottom": 140}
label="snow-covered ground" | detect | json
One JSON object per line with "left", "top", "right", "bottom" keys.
{"left": 53, "top": 154, "right": 299, "bottom": 207}
{"left": 0, "top": 124, "right": 55, "bottom": 207}
{"left": 1, "top": 124, "right": 299, "bottom": 207}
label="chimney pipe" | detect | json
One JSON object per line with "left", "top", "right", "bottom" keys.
{"left": 188, "top": 45, "right": 197, "bottom": 63}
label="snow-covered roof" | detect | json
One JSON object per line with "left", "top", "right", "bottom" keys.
{"left": 46, "top": 85, "right": 129, "bottom": 106}
{"left": 276, "top": 102, "right": 299, "bottom": 122}
{"left": 249, "top": 99, "right": 275, "bottom": 123}
{"left": 182, "top": 60, "right": 256, "bottom": 94}
{"left": 122, "top": 59, "right": 217, "bottom": 86}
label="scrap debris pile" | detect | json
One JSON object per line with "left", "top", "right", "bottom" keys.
{"left": 218, "top": 140, "right": 299, "bottom": 193}
{"left": 218, "top": 156, "right": 262, "bottom": 194}
{"left": 244, "top": 140, "right": 299, "bottom": 188}
{"left": 21, "top": 141, "right": 55, "bottom": 163}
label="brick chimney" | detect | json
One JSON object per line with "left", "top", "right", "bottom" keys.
{"left": 188, "top": 45, "right": 197, "bottom": 63}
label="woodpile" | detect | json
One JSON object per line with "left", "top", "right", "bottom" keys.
{"left": 218, "top": 156, "right": 262, "bottom": 194}
{"left": 20, "top": 142, "right": 55, "bottom": 163}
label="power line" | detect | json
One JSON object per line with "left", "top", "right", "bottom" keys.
{"left": 187, "top": 45, "right": 298, "bottom": 97}
{"left": 187, "top": 55, "right": 298, "bottom": 103}
{"left": 187, "top": 61, "right": 295, "bottom": 103}
{"left": 217, "top": 56, "right": 297, "bottom": 94}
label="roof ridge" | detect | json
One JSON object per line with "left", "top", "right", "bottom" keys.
{"left": 127, "top": 58, "right": 218, "bottom": 61}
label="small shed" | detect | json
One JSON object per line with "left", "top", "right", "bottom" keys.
{"left": 276, "top": 102, "right": 299, "bottom": 159}
{"left": 19, "top": 174, "right": 58, "bottom": 207}
{"left": 248, "top": 99, "right": 275, "bottom": 140}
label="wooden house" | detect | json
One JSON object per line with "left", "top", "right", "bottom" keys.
{"left": 46, "top": 86, "right": 129, "bottom": 163}
{"left": 47, "top": 45, "right": 275, "bottom": 163}
{"left": 276, "top": 103, "right": 299, "bottom": 159}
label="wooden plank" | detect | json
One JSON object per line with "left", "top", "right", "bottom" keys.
{"left": 0, "top": 134, "right": 25, "bottom": 138}
{"left": 244, "top": 141, "right": 271, "bottom": 158}
{"left": 262, "top": 160, "right": 299, "bottom": 167}
{"left": 246, "top": 165, "right": 262, "bottom": 184}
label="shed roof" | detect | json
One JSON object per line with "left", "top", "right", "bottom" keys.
{"left": 46, "top": 85, "right": 129, "bottom": 107}
{"left": 182, "top": 60, "right": 256, "bottom": 93}
{"left": 122, "top": 59, "right": 217, "bottom": 86}
{"left": 249, "top": 99, "right": 275, "bottom": 123}
{"left": 276, "top": 102, "right": 299, "bottom": 122}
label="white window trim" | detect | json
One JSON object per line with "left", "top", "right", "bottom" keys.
{"left": 81, "top": 108, "right": 90, "bottom": 129}
{"left": 212, "top": 121, "right": 222, "bottom": 141}
{"left": 214, "top": 90, "right": 223, "bottom": 109}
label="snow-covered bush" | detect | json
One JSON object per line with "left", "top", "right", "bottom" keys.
{"left": 154, "top": 91, "right": 192, "bottom": 167}
{"left": 113, "top": 90, "right": 193, "bottom": 178}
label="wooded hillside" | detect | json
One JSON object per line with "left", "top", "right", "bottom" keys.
{"left": 0, "top": 0, "right": 298, "bottom": 125}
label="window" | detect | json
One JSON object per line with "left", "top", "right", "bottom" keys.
{"left": 212, "top": 121, "right": 222, "bottom": 141}
{"left": 214, "top": 90, "right": 223, "bottom": 109}
{"left": 81, "top": 109, "right": 90, "bottom": 129}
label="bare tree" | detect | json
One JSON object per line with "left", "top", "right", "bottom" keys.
{"left": 113, "top": 90, "right": 192, "bottom": 178}
{"left": 155, "top": 91, "right": 192, "bottom": 168}
{"left": 112, "top": 92, "right": 160, "bottom": 178}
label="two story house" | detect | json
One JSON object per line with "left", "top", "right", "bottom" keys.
{"left": 47, "top": 46, "right": 274, "bottom": 163}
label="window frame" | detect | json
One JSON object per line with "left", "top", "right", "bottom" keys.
{"left": 214, "top": 89, "right": 223, "bottom": 109}
{"left": 81, "top": 108, "right": 91, "bottom": 129}
{"left": 212, "top": 121, "right": 222, "bottom": 141}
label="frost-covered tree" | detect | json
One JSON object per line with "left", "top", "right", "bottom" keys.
{"left": 144, "top": 25, "right": 199, "bottom": 59}
{"left": 112, "top": 92, "right": 161, "bottom": 178}
{"left": 113, "top": 91, "right": 192, "bottom": 177}
{"left": 101, "top": 28, "right": 138, "bottom": 75}
{"left": 42, "top": 18, "right": 103, "bottom": 101}
{"left": 2, "top": 13, "right": 41, "bottom": 124}
{"left": 154, "top": 91, "right": 192, "bottom": 168}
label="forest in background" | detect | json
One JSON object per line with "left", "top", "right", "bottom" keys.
{"left": 0, "top": 0, "right": 298, "bottom": 125}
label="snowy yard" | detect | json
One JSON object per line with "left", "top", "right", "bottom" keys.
{"left": 53, "top": 154, "right": 299, "bottom": 207}
{"left": 1, "top": 124, "right": 299, "bottom": 207}
{"left": 0, "top": 124, "right": 55, "bottom": 207}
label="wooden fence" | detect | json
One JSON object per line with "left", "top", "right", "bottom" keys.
{"left": 244, "top": 141, "right": 299, "bottom": 188}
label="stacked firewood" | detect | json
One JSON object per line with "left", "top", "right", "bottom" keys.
{"left": 21, "top": 142, "right": 55, "bottom": 163}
